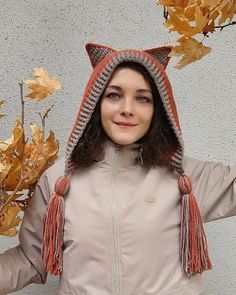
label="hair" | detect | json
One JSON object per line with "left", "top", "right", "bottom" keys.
{"left": 71, "top": 61, "right": 178, "bottom": 169}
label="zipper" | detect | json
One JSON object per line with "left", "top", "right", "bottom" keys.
{"left": 110, "top": 144, "right": 122, "bottom": 295}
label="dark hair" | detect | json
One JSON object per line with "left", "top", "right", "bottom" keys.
{"left": 71, "top": 61, "right": 178, "bottom": 169}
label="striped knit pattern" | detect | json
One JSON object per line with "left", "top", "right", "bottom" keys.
{"left": 144, "top": 47, "right": 172, "bottom": 69}
{"left": 86, "top": 43, "right": 114, "bottom": 68}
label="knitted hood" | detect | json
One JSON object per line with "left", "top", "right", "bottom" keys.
{"left": 41, "top": 43, "right": 212, "bottom": 277}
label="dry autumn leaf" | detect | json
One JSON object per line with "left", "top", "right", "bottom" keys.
{"left": 0, "top": 68, "right": 61, "bottom": 237}
{"left": 165, "top": 5, "right": 210, "bottom": 36}
{"left": 25, "top": 68, "right": 62, "bottom": 101}
{"left": 22, "top": 124, "right": 59, "bottom": 186}
{"left": 169, "top": 36, "right": 211, "bottom": 69}
{"left": 0, "top": 118, "right": 24, "bottom": 153}
{"left": 165, "top": 7, "right": 195, "bottom": 35}
{"left": 157, "top": 0, "right": 236, "bottom": 68}
{"left": 201, "top": 0, "right": 222, "bottom": 11}
{"left": 0, "top": 203, "right": 21, "bottom": 236}
{"left": 0, "top": 159, "right": 11, "bottom": 183}
{"left": 1, "top": 121, "right": 59, "bottom": 191}
{"left": 216, "top": 0, "right": 235, "bottom": 25}
{"left": 0, "top": 119, "right": 25, "bottom": 190}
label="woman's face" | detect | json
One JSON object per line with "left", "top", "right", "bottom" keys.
{"left": 100, "top": 67, "right": 154, "bottom": 145}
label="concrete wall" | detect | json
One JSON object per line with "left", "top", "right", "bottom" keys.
{"left": 0, "top": 0, "right": 235, "bottom": 294}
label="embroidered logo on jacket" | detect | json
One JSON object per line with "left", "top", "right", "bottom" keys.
{"left": 144, "top": 195, "right": 156, "bottom": 203}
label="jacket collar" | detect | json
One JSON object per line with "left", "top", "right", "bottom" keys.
{"left": 95, "top": 139, "right": 142, "bottom": 169}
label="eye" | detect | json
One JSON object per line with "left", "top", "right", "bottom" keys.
{"left": 106, "top": 92, "right": 120, "bottom": 100}
{"left": 137, "top": 96, "right": 150, "bottom": 103}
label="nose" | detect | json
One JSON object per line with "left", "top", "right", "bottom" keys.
{"left": 119, "top": 97, "right": 134, "bottom": 117}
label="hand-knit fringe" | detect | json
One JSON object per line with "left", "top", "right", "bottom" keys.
{"left": 179, "top": 175, "right": 212, "bottom": 277}
{"left": 41, "top": 175, "right": 70, "bottom": 275}
{"left": 42, "top": 194, "right": 64, "bottom": 275}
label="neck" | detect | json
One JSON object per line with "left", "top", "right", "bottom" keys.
{"left": 95, "top": 139, "right": 142, "bottom": 169}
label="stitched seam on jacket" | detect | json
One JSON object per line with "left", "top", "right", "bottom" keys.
{"left": 110, "top": 148, "right": 121, "bottom": 295}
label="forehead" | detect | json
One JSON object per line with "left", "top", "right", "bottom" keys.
{"left": 107, "top": 67, "right": 151, "bottom": 89}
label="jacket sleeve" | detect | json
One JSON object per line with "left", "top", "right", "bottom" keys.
{"left": 0, "top": 172, "right": 50, "bottom": 294}
{"left": 183, "top": 156, "right": 236, "bottom": 223}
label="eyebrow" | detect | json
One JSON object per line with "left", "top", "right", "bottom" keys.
{"left": 106, "top": 84, "right": 152, "bottom": 93}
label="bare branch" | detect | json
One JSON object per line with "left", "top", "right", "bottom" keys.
{"left": 215, "top": 21, "right": 236, "bottom": 31}
{"left": 19, "top": 81, "right": 25, "bottom": 143}
{"left": 39, "top": 104, "right": 54, "bottom": 140}
{"left": 163, "top": 7, "right": 168, "bottom": 20}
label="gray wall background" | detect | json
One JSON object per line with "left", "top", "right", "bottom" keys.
{"left": 0, "top": 0, "right": 235, "bottom": 294}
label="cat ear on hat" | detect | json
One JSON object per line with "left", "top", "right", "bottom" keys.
{"left": 85, "top": 43, "right": 172, "bottom": 69}
{"left": 85, "top": 43, "right": 116, "bottom": 68}
{"left": 144, "top": 46, "right": 173, "bottom": 69}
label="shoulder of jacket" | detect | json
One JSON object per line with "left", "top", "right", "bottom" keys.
{"left": 41, "top": 157, "right": 66, "bottom": 185}
{"left": 182, "top": 155, "right": 215, "bottom": 179}
{"left": 46, "top": 157, "right": 65, "bottom": 173}
{"left": 183, "top": 155, "right": 206, "bottom": 168}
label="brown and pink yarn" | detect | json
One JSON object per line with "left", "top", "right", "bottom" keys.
{"left": 41, "top": 43, "right": 212, "bottom": 277}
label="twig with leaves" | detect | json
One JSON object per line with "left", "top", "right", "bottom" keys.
{"left": 0, "top": 68, "right": 62, "bottom": 236}
{"left": 156, "top": 0, "right": 236, "bottom": 68}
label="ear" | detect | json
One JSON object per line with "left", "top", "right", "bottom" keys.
{"left": 144, "top": 46, "right": 173, "bottom": 69}
{"left": 85, "top": 43, "right": 116, "bottom": 68}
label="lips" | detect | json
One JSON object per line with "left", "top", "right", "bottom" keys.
{"left": 114, "top": 123, "right": 136, "bottom": 130}
{"left": 115, "top": 122, "right": 136, "bottom": 126}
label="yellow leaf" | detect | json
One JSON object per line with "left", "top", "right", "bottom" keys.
{"left": 25, "top": 68, "right": 62, "bottom": 101}
{"left": 209, "top": 9, "right": 221, "bottom": 21}
{"left": 0, "top": 119, "right": 25, "bottom": 190}
{"left": 205, "top": 0, "right": 235, "bottom": 24}
{"left": 201, "top": 0, "right": 222, "bottom": 10}
{"left": 165, "top": 3, "right": 210, "bottom": 36}
{"left": 0, "top": 68, "right": 60, "bottom": 237}
{"left": 0, "top": 160, "right": 11, "bottom": 183}
{"left": 165, "top": 8, "right": 198, "bottom": 35}
{"left": 169, "top": 36, "right": 211, "bottom": 69}
{"left": 3, "top": 161, "right": 24, "bottom": 191}
{"left": 0, "top": 119, "right": 24, "bottom": 153}
{"left": 0, "top": 204, "right": 21, "bottom": 236}
{"left": 194, "top": 6, "right": 209, "bottom": 32}
{"left": 30, "top": 123, "right": 44, "bottom": 144}
{"left": 2, "top": 122, "right": 58, "bottom": 190}
{"left": 184, "top": 4, "right": 196, "bottom": 21}
{"left": 216, "top": 0, "right": 235, "bottom": 25}
{"left": 24, "top": 130, "right": 59, "bottom": 185}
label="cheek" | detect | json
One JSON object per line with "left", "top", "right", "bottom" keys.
{"left": 100, "top": 101, "right": 115, "bottom": 127}
{"left": 143, "top": 106, "right": 154, "bottom": 126}
{"left": 101, "top": 100, "right": 118, "bottom": 118}
{"left": 101, "top": 101, "right": 109, "bottom": 119}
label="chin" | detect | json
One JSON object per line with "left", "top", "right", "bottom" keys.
{"left": 134, "top": 138, "right": 143, "bottom": 144}
{"left": 111, "top": 137, "right": 139, "bottom": 146}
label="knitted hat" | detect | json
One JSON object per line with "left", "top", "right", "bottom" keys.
{"left": 41, "top": 43, "right": 212, "bottom": 277}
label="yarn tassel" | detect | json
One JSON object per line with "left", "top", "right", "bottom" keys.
{"left": 42, "top": 175, "right": 70, "bottom": 275}
{"left": 178, "top": 174, "right": 212, "bottom": 277}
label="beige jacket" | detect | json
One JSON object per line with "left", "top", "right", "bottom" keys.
{"left": 0, "top": 140, "right": 236, "bottom": 295}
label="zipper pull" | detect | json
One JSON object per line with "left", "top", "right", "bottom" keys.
{"left": 115, "top": 144, "right": 121, "bottom": 153}
{"left": 138, "top": 147, "right": 144, "bottom": 166}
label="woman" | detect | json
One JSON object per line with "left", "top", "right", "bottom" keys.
{"left": 0, "top": 43, "right": 235, "bottom": 295}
